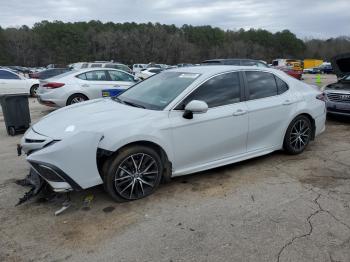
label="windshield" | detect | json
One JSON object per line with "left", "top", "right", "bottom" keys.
{"left": 117, "top": 71, "right": 200, "bottom": 110}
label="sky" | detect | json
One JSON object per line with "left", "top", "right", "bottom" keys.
{"left": 0, "top": 0, "right": 349, "bottom": 39}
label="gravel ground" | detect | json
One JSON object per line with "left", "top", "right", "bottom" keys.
{"left": 1, "top": 74, "right": 350, "bottom": 262}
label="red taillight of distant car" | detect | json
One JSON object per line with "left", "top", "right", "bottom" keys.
{"left": 316, "top": 93, "right": 326, "bottom": 101}
{"left": 43, "top": 82, "right": 65, "bottom": 89}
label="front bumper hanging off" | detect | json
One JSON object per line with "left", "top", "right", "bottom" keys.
{"left": 20, "top": 129, "right": 104, "bottom": 193}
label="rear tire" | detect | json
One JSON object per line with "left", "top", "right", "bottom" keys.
{"left": 66, "top": 94, "right": 88, "bottom": 106}
{"left": 283, "top": 115, "right": 312, "bottom": 155}
{"left": 103, "top": 145, "right": 163, "bottom": 202}
{"left": 30, "top": 84, "right": 39, "bottom": 97}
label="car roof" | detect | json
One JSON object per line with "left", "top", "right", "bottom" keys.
{"left": 167, "top": 65, "right": 278, "bottom": 76}
{"left": 0, "top": 68, "right": 19, "bottom": 74}
{"left": 202, "top": 58, "right": 260, "bottom": 62}
{"left": 75, "top": 67, "right": 130, "bottom": 74}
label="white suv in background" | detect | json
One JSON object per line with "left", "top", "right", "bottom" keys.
{"left": 37, "top": 68, "right": 138, "bottom": 107}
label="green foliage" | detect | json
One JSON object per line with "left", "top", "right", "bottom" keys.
{"left": 0, "top": 21, "right": 348, "bottom": 66}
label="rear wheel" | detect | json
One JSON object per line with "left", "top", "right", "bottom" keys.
{"left": 103, "top": 146, "right": 163, "bottom": 202}
{"left": 30, "top": 84, "right": 39, "bottom": 97}
{"left": 66, "top": 94, "right": 88, "bottom": 106}
{"left": 283, "top": 115, "right": 312, "bottom": 154}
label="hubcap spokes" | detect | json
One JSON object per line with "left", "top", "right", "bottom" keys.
{"left": 71, "top": 97, "right": 85, "bottom": 104}
{"left": 290, "top": 119, "right": 310, "bottom": 151}
{"left": 114, "top": 153, "right": 159, "bottom": 199}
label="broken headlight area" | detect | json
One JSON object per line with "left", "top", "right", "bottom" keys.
{"left": 15, "top": 168, "right": 54, "bottom": 206}
{"left": 15, "top": 167, "right": 73, "bottom": 215}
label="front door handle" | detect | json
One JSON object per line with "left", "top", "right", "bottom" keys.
{"left": 82, "top": 84, "right": 89, "bottom": 87}
{"left": 282, "top": 100, "right": 293, "bottom": 105}
{"left": 233, "top": 109, "right": 247, "bottom": 116}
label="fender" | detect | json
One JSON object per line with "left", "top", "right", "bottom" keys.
{"left": 27, "top": 131, "right": 104, "bottom": 189}
{"left": 99, "top": 133, "right": 174, "bottom": 163}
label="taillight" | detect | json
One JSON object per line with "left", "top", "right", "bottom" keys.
{"left": 316, "top": 93, "right": 326, "bottom": 101}
{"left": 43, "top": 82, "right": 65, "bottom": 89}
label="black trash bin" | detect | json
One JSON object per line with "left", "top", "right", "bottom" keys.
{"left": 0, "top": 93, "right": 31, "bottom": 136}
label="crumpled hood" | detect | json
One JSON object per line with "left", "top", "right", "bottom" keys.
{"left": 33, "top": 98, "right": 151, "bottom": 139}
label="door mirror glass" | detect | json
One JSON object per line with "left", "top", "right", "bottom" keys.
{"left": 183, "top": 100, "right": 208, "bottom": 119}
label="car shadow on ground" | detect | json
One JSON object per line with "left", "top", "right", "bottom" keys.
{"left": 326, "top": 113, "right": 350, "bottom": 124}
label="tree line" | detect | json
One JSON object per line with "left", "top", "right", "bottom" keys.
{"left": 0, "top": 20, "right": 349, "bottom": 66}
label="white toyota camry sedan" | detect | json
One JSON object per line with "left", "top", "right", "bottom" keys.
{"left": 37, "top": 68, "right": 139, "bottom": 107}
{"left": 20, "top": 66, "right": 326, "bottom": 202}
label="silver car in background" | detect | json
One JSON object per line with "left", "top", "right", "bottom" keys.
{"left": 324, "top": 74, "right": 350, "bottom": 116}
{"left": 37, "top": 68, "right": 139, "bottom": 107}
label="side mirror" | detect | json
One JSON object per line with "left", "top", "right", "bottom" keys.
{"left": 183, "top": 100, "right": 208, "bottom": 119}
{"left": 133, "top": 76, "right": 140, "bottom": 82}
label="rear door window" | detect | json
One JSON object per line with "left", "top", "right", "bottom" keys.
{"left": 77, "top": 70, "right": 109, "bottom": 81}
{"left": 245, "top": 71, "right": 278, "bottom": 100}
{"left": 275, "top": 76, "right": 289, "bottom": 94}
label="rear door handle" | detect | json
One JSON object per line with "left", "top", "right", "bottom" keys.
{"left": 233, "top": 109, "right": 247, "bottom": 116}
{"left": 282, "top": 100, "right": 293, "bottom": 105}
{"left": 82, "top": 84, "right": 89, "bottom": 87}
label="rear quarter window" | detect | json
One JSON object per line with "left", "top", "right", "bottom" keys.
{"left": 275, "top": 76, "right": 289, "bottom": 94}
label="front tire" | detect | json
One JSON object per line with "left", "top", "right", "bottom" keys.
{"left": 283, "top": 115, "right": 312, "bottom": 155}
{"left": 103, "top": 146, "right": 163, "bottom": 202}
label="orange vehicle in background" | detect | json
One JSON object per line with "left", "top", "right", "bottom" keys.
{"left": 272, "top": 59, "right": 303, "bottom": 80}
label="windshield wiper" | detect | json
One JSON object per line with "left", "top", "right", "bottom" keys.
{"left": 112, "top": 97, "right": 126, "bottom": 104}
{"left": 123, "top": 100, "right": 146, "bottom": 109}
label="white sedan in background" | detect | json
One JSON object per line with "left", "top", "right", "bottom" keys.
{"left": 21, "top": 66, "right": 326, "bottom": 202}
{"left": 0, "top": 68, "right": 39, "bottom": 96}
{"left": 136, "top": 67, "right": 164, "bottom": 80}
{"left": 37, "top": 68, "right": 139, "bottom": 107}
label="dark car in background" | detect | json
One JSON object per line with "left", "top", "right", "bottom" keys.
{"left": 319, "top": 64, "right": 333, "bottom": 74}
{"left": 29, "top": 68, "right": 71, "bottom": 80}
{"left": 201, "top": 59, "right": 268, "bottom": 68}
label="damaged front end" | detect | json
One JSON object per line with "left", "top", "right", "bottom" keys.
{"left": 15, "top": 168, "right": 48, "bottom": 206}
{"left": 17, "top": 128, "right": 104, "bottom": 209}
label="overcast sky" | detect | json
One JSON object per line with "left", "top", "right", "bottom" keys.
{"left": 0, "top": 0, "right": 348, "bottom": 39}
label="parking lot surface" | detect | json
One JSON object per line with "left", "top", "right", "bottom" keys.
{"left": 1, "top": 74, "right": 349, "bottom": 262}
